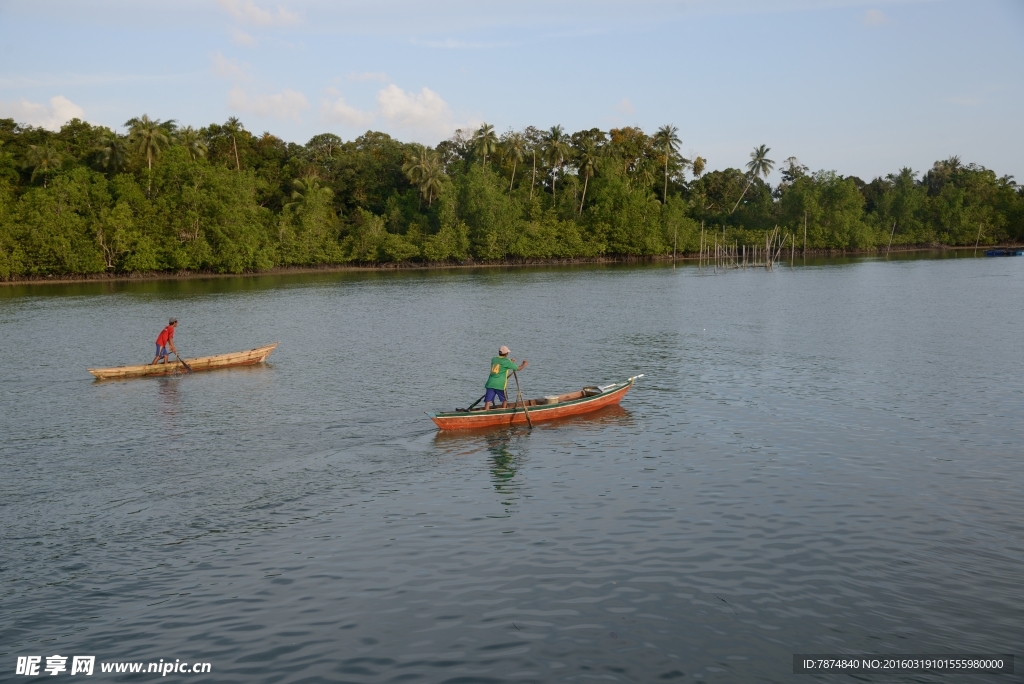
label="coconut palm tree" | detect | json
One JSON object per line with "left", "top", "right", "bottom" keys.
{"left": 653, "top": 124, "right": 681, "bottom": 203}
{"left": 730, "top": 144, "right": 774, "bottom": 214}
{"left": 127, "top": 114, "right": 170, "bottom": 193}
{"left": 473, "top": 123, "right": 498, "bottom": 168}
{"left": 403, "top": 145, "right": 429, "bottom": 208}
{"left": 418, "top": 154, "right": 447, "bottom": 207}
{"left": 285, "top": 174, "right": 333, "bottom": 212}
{"left": 543, "top": 125, "right": 570, "bottom": 205}
{"left": 176, "top": 126, "right": 208, "bottom": 161}
{"left": 502, "top": 132, "right": 526, "bottom": 195}
{"left": 577, "top": 141, "right": 599, "bottom": 216}
{"left": 96, "top": 131, "right": 127, "bottom": 176}
{"left": 26, "top": 145, "right": 61, "bottom": 186}
{"left": 223, "top": 116, "right": 245, "bottom": 171}
{"left": 402, "top": 145, "right": 428, "bottom": 185}
{"left": 403, "top": 146, "right": 447, "bottom": 207}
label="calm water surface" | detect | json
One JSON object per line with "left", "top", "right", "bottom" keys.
{"left": 2, "top": 256, "right": 1022, "bottom": 683}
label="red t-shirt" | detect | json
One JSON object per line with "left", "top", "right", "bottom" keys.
{"left": 156, "top": 325, "right": 175, "bottom": 346}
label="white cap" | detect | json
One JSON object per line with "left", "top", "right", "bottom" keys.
{"left": 498, "top": 345, "right": 510, "bottom": 355}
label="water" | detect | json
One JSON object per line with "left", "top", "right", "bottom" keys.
{"left": 2, "top": 256, "right": 1022, "bottom": 683}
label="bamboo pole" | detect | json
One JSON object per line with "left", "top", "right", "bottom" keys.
{"left": 886, "top": 221, "right": 897, "bottom": 257}
{"left": 974, "top": 223, "right": 983, "bottom": 257}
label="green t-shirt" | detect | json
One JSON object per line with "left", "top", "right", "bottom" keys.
{"left": 485, "top": 356, "right": 519, "bottom": 390}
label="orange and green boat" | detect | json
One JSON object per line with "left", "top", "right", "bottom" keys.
{"left": 429, "top": 375, "right": 642, "bottom": 430}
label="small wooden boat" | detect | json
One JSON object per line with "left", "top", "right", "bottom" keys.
{"left": 429, "top": 375, "right": 642, "bottom": 430}
{"left": 88, "top": 343, "right": 278, "bottom": 380}
{"left": 985, "top": 249, "right": 1024, "bottom": 257}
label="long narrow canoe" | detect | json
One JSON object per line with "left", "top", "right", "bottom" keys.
{"left": 429, "top": 375, "right": 643, "bottom": 430}
{"left": 88, "top": 343, "right": 278, "bottom": 380}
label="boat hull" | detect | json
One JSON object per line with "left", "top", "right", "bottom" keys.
{"left": 429, "top": 376, "right": 640, "bottom": 430}
{"left": 88, "top": 343, "right": 278, "bottom": 380}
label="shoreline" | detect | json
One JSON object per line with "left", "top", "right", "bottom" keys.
{"left": 0, "top": 244, "right": 1013, "bottom": 287}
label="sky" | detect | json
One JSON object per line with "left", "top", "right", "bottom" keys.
{"left": 0, "top": 0, "right": 1022, "bottom": 183}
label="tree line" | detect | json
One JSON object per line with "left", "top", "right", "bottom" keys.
{"left": 0, "top": 115, "right": 1021, "bottom": 279}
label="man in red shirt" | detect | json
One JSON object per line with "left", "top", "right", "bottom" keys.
{"left": 151, "top": 318, "right": 179, "bottom": 364}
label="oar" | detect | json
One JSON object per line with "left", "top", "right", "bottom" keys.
{"left": 512, "top": 370, "right": 533, "bottom": 429}
{"left": 457, "top": 394, "right": 486, "bottom": 412}
{"left": 174, "top": 352, "right": 193, "bottom": 374}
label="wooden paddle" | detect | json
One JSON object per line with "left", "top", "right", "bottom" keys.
{"left": 457, "top": 394, "right": 486, "bottom": 412}
{"left": 174, "top": 352, "right": 194, "bottom": 373}
{"left": 512, "top": 370, "right": 533, "bottom": 429}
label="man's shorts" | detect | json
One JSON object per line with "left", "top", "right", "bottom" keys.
{"left": 484, "top": 388, "right": 506, "bottom": 405}
{"left": 155, "top": 343, "right": 169, "bottom": 358}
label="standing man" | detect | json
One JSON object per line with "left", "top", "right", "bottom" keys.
{"left": 483, "top": 345, "right": 528, "bottom": 410}
{"left": 151, "top": 318, "right": 179, "bottom": 364}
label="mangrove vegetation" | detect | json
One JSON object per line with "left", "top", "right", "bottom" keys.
{"left": 0, "top": 116, "right": 1021, "bottom": 278}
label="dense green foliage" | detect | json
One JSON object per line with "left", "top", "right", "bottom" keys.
{"left": 0, "top": 116, "right": 1020, "bottom": 278}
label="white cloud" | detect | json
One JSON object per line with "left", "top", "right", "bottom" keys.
{"left": 228, "top": 86, "right": 309, "bottom": 121}
{"left": 376, "top": 84, "right": 473, "bottom": 141}
{"left": 348, "top": 71, "right": 389, "bottom": 82}
{"left": 216, "top": 0, "right": 300, "bottom": 26}
{"left": 211, "top": 52, "right": 251, "bottom": 80}
{"left": 229, "top": 27, "right": 258, "bottom": 46}
{"left": 861, "top": 8, "right": 889, "bottom": 26}
{"left": 0, "top": 95, "right": 85, "bottom": 131}
{"left": 320, "top": 89, "right": 374, "bottom": 127}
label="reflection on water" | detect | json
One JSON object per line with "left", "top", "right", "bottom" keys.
{"left": 485, "top": 433, "right": 520, "bottom": 511}
{"left": 156, "top": 376, "right": 181, "bottom": 418}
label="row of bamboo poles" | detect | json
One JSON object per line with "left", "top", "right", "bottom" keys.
{"left": 697, "top": 223, "right": 796, "bottom": 272}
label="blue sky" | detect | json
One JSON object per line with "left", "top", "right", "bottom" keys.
{"left": 1, "top": 0, "right": 1022, "bottom": 183}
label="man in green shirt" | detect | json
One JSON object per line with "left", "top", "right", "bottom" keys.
{"left": 483, "top": 345, "right": 529, "bottom": 410}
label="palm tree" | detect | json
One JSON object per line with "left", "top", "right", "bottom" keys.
{"left": 543, "top": 125, "right": 570, "bottom": 205}
{"left": 653, "top": 124, "right": 681, "bottom": 203}
{"left": 730, "top": 144, "right": 774, "bottom": 214}
{"left": 403, "top": 145, "right": 429, "bottom": 208}
{"left": 402, "top": 145, "right": 428, "bottom": 186}
{"left": 176, "top": 126, "right": 208, "bottom": 161}
{"left": 127, "top": 114, "right": 170, "bottom": 193}
{"left": 96, "top": 132, "right": 127, "bottom": 175}
{"left": 26, "top": 145, "right": 61, "bottom": 186}
{"left": 529, "top": 143, "right": 539, "bottom": 201}
{"left": 285, "top": 174, "right": 333, "bottom": 212}
{"left": 473, "top": 123, "right": 498, "bottom": 168}
{"left": 402, "top": 146, "right": 447, "bottom": 207}
{"left": 502, "top": 132, "right": 526, "bottom": 195}
{"left": 577, "top": 141, "right": 599, "bottom": 216}
{"left": 418, "top": 155, "right": 447, "bottom": 207}
{"left": 223, "top": 116, "right": 244, "bottom": 171}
